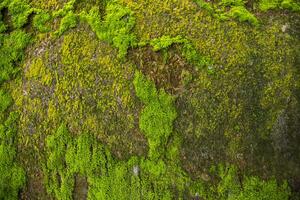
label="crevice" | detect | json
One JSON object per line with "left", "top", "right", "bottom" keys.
{"left": 0, "top": 7, "right": 13, "bottom": 34}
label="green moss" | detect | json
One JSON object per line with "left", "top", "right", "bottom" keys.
{"left": 193, "top": 0, "right": 214, "bottom": 14}
{"left": 0, "top": 90, "right": 12, "bottom": 113}
{"left": 192, "top": 0, "right": 259, "bottom": 26}
{"left": 181, "top": 41, "right": 213, "bottom": 69}
{"left": 259, "top": 0, "right": 280, "bottom": 11}
{"left": 33, "top": 11, "right": 51, "bottom": 32}
{"left": 133, "top": 70, "right": 177, "bottom": 160}
{"left": 0, "top": 30, "right": 31, "bottom": 84}
{"left": 228, "top": 6, "right": 259, "bottom": 26}
{"left": 56, "top": 29, "right": 136, "bottom": 145}
{"left": 0, "top": 12, "right": 31, "bottom": 198}
{"left": 133, "top": 70, "right": 157, "bottom": 104}
{"left": 81, "top": 1, "right": 137, "bottom": 59}
{"left": 55, "top": 11, "right": 78, "bottom": 36}
{"left": 19, "top": 26, "right": 141, "bottom": 171}
{"left": 259, "top": 0, "right": 300, "bottom": 12}
{"left": 25, "top": 57, "right": 53, "bottom": 86}
{"left": 132, "top": 70, "right": 190, "bottom": 198}
{"left": 281, "top": 0, "right": 300, "bottom": 11}
{"left": 0, "top": 112, "right": 25, "bottom": 200}
{"left": 195, "top": 164, "right": 291, "bottom": 199}
{"left": 45, "top": 123, "right": 141, "bottom": 200}
{"left": 0, "top": 2, "right": 32, "bottom": 196}
{"left": 3, "top": 0, "right": 298, "bottom": 198}
{"left": 0, "top": 146, "right": 26, "bottom": 200}
{"left": 87, "top": 162, "right": 133, "bottom": 200}
{"left": 150, "top": 35, "right": 185, "bottom": 51}
{"left": 141, "top": 159, "right": 166, "bottom": 177}
{"left": 148, "top": 35, "right": 212, "bottom": 70}
{"left": 8, "top": 0, "right": 33, "bottom": 29}
{"left": 45, "top": 123, "right": 74, "bottom": 200}
{"left": 52, "top": 0, "right": 76, "bottom": 18}
{"left": 219, "top": 0, "right": 245, "bottom": 7}
{"left": 235, "top": 177, "right": 290, "bottom": 200}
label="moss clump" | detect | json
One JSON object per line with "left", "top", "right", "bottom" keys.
{"left": 55, "top": 11, "right": 78, "bottom": 36}
{"left": 149, "top": 35, "right": 212, "bottom": 70}
{"left": 18, "top": 26, "right": 143, "bottom": 166}
{"left": 45, "top": 123, "right": 74, "bottom": 200}
{"left": 259, "top": 0, "right": 300, "bottom": 12}
{"left": 193, "top": 0, "right": 259, "bottom": 26}
{"left": 0, "top": 30, "right": 31, "bottom": 84}
{"left": 7, "top": 0, "right": 33, "bottom": 29}
{"left": 194, "top": 0, "right": 300, "bottom": 16}
{"left": 133, "top": 70, "right": 177, "bottom": 159}
{"left": 133, "top": 70, "right": 158, "bottom": 104}
{"left": 52, "top": 0, "right": 77, "bottom": 18}
{"left": 45, "top": 123, "right": 141, "bottom": 200}
{"left": 219, "top": 0, "right": 245, "bottom": 7}
{"left": 150, "top": 35, "right": 185, "bottom": 51}
{"left": 190, "top": 164, "right": 291, "bottom": 200}
{"left": 0, "top": 90, "right": 12, "bottom": 113}
{"left": 133, "top": 70, "right": 189, "bottom": 198}
{"left": 33, "top": 11, "right": 51, "bottom": 32}
{"left": 235, "top": 177, "right": 290, "bottom": 200}
{"left": 227, "top": 6, "right": 259, "bottom": 26}
{"left": 174, "top": 14, "right": 299, "bottom": 190}
{"left": 81, "top": 1, "right": 137, "bottom": 59}
{"left": 181, "top": 41, "right": 213, "bottom": 69}
{"left": 0, "top": 112, "right": 26, "bottom": 200}
{"left": 25, "top": 58, "right": 53, "bottom": 86}
{"left": 0, "top": 8, "right": 31, "bottom": 198}
{"left": 193, "top": 0, "right": 214, "bottom": 13}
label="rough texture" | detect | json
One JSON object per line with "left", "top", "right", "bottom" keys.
{"left": 0, "top": 0, "right": 299, "bottom": 199}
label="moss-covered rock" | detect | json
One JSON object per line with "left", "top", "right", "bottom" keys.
{"left": 0, "top": 0, "right": 299, "bottom": 199}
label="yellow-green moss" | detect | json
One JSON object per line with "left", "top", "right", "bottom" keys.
{"left": 18, "top": 24, "right": 145, "bottom": 163}
{"left": 25, "top": 57, "right": 53, "bottom": 86}
{"left": 5, "top": 0, "right": 299, "bottom": 198}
